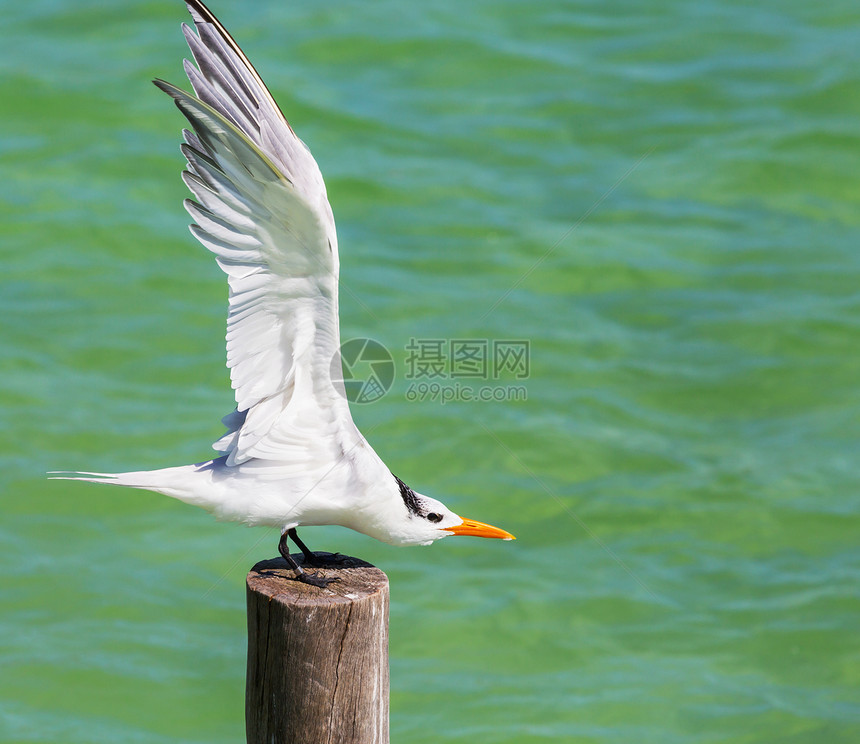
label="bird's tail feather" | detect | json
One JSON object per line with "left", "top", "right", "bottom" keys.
{"left": 47, "top": 464, "right": 214, "bottom": 504}
{"left": 48, "top": 471, "right": 122, "bottom": 483}
{"left": 48, "top": 470, "right": 160, "bottom": 490}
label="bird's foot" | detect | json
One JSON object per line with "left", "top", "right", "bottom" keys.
{"left": 294, "top": 570, "right": 339, "bottom": 589}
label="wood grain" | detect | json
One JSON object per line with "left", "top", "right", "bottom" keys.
{"left": 245, "top": 554, "right": 389, "bottom": 744}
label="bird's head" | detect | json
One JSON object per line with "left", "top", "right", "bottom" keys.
{"left": 388, "top": 475, "right": 515, "bottom": 547}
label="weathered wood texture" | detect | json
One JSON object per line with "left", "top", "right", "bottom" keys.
{"left": 246, "top": 554, "right": 389, "bottom": 744}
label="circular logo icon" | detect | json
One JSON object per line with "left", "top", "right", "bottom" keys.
{"left": 331, "top": 338, "right": 395, "bottom": 404}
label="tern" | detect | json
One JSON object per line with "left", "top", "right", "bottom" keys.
{"left": 51, "top": 0, "right": 514, "bottom": 587}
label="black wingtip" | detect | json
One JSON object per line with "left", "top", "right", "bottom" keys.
{"left": 152, "top": 78, "right": 185, "bottom": 100}
{"left": 184, "top": 0, "right": 216, "bottom": 25}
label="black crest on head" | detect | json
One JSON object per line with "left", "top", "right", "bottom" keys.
{"left": 392, "top": 474, "right": 422, "bottom": 516}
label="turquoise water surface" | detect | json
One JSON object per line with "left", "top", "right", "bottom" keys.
{"left": 2, "top": 0, "right": 859, "bottom": 741}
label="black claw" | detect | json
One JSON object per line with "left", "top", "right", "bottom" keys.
{"left": 296, "top": 572, "right": 339, "bottom": 588}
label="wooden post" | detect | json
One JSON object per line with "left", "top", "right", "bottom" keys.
{"left": 245, "top": 554, "right": 389, "bottom": 744}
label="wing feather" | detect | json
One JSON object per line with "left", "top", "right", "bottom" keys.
{"left": 152, "top": 2, "right": 355, "bottom": 467}
{"left": 182, "top": 0, "right": 329, "bottom": 208}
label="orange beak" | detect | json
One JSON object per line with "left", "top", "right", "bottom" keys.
{"left": 444, "top": 518, "right": 516, "bottom": 541}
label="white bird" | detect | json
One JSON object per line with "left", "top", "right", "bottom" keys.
{"left": 51, "top": 0, "right": 514, "bottom": 587}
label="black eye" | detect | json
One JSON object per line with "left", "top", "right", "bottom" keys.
{"left": 426, "top": 512, "right": 443, "bottom": 523}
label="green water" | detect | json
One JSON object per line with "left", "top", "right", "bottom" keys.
{"left": 3, "top": 0, "right": 859, "bottom": 741}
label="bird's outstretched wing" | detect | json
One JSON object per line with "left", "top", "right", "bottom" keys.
{"left": 155, "top": 0, "right": 353, "bottom": 467}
